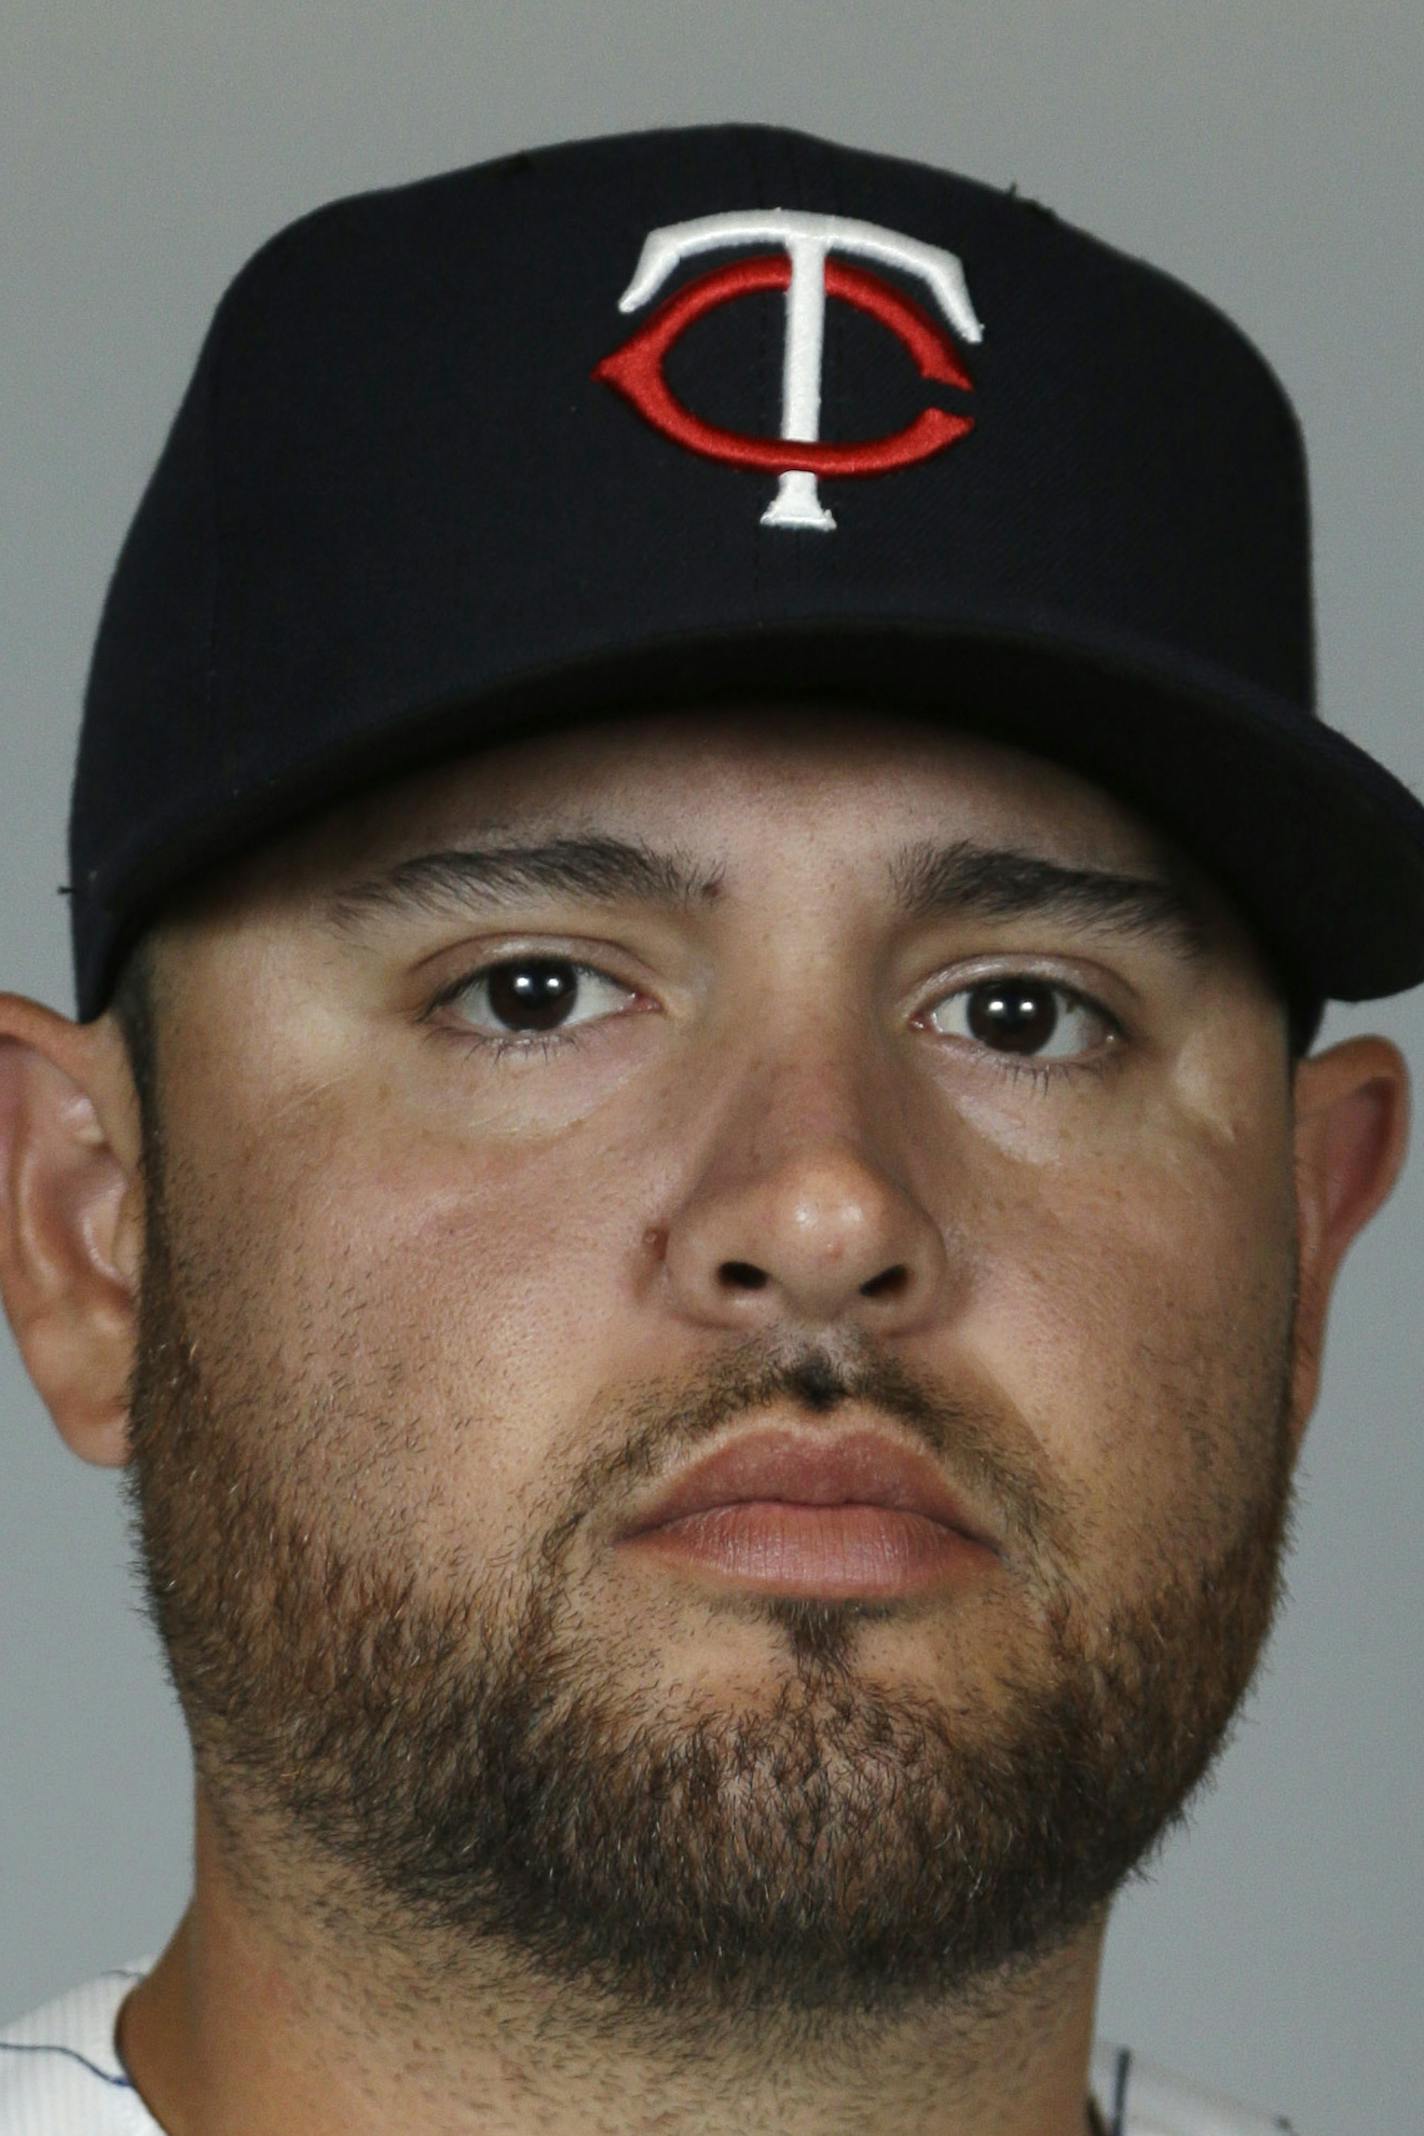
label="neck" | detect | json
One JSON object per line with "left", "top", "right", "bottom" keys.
{"left": 116, "top": 1796, "right": 1109, "bottom": 2136}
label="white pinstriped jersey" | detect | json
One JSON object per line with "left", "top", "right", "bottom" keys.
{"left": 0, "top": 1960, "right": 1302, "bottom": 2133}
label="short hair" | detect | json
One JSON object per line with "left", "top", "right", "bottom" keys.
{"left": 107, "top": 929, "right": 165, "bottom": 1157}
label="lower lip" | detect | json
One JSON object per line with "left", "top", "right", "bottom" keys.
{"left": 616, "top": 1502, "right": 994, "bottom": 1597}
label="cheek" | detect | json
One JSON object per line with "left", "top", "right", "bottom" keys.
{"left": 963, "top": 1105, "right": 1297, "bottom": 1585}
{"left": 174, "top": 1078, "right": 654, "bottom": 1544}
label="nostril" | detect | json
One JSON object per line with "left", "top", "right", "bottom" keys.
{"left": 862, "top": 1264, "right": 908, "bottom": 1298}
{"left": 721, "top": 1261, "right": 769, "bottom": 1290}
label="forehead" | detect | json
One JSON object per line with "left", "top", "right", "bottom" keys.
{"left": 192, "top": 698, "right": 1217, "bottom": 914}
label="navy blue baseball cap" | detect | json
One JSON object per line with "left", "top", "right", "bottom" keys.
{"left": 65, "top": 122, "right": 1424, "bottom": 1046}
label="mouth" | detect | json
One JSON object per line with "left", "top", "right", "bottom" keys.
{"left": 617, "top": 1425, "right": 997, "bottom": 1542}
{"left": 613, "top": 1425, "right": 1000, "bottom": 1600}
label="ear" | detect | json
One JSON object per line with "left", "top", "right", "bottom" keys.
{"left": 0, "top": 991, "right": 145, "bottom": 1468}
{"left": 1288, "top": 1032, "right": 1412, "bottom": 1441}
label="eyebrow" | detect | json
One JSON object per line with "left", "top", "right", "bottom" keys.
{"left": 319, "top": 832, "right": 1210, "bottom": 965}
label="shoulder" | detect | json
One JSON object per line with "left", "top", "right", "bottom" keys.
{"left": 0, "top": 1962, "right": 159, "bottom": 2134}
{"left": 1092, "top": 2041, "right": 1305, "bottom": 2136}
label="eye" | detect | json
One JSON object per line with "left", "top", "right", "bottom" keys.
{"left": 425, "top": 956, "right": 1123, "bottom": 1080}
{"left": 429, "top": 954, "right": 636, "bottom": 1051}
{"left": 921, "top": 974, "right": 1121, "bottom": 1069}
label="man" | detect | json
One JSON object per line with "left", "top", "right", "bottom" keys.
{"left": 0, "top": 123, "right": 1418, "bottom": 2136}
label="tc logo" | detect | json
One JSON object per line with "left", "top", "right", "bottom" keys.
{"left": 593, "top": 208, "right": 984, "bottom": 531}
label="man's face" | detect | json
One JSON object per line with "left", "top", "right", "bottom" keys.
{"left": 121, "top": 702, "right": 1300, "bottom": 2053}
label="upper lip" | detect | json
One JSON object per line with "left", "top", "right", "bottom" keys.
{"left": 614, "top": 1425, "right": 997, "bottom": 1549}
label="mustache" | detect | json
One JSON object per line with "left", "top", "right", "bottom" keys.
{"left": 575, "top": 1334, "right": 1064, "bottom": 1568}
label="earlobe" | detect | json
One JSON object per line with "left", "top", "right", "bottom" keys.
{"left": 0, "top": 992, "right": 143, "bottom": 1469}
{"left": 1289, "top": 1033, "right": 1412, "bottom": 1433}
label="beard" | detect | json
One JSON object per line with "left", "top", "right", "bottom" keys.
{"left": 118, "top": 1126, "right": 1299, "bottom": 2061}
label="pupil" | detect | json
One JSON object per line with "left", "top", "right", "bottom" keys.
{"left": 487, "top": 958, "right": 578, "bottom": 1034}
{"left": 481, "top": 966, "right": 1062, "bottom": 1049}
{"left": 967, "top": 979, "right": 1057, "bottom": 1054}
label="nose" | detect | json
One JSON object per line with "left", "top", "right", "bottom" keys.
{"left": 654, "top": 1129, "right": 954, "bottom": 1338}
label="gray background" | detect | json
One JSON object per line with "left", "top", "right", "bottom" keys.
{"left": 3, "top": 6, "right": 1420, "bottom": 2131}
